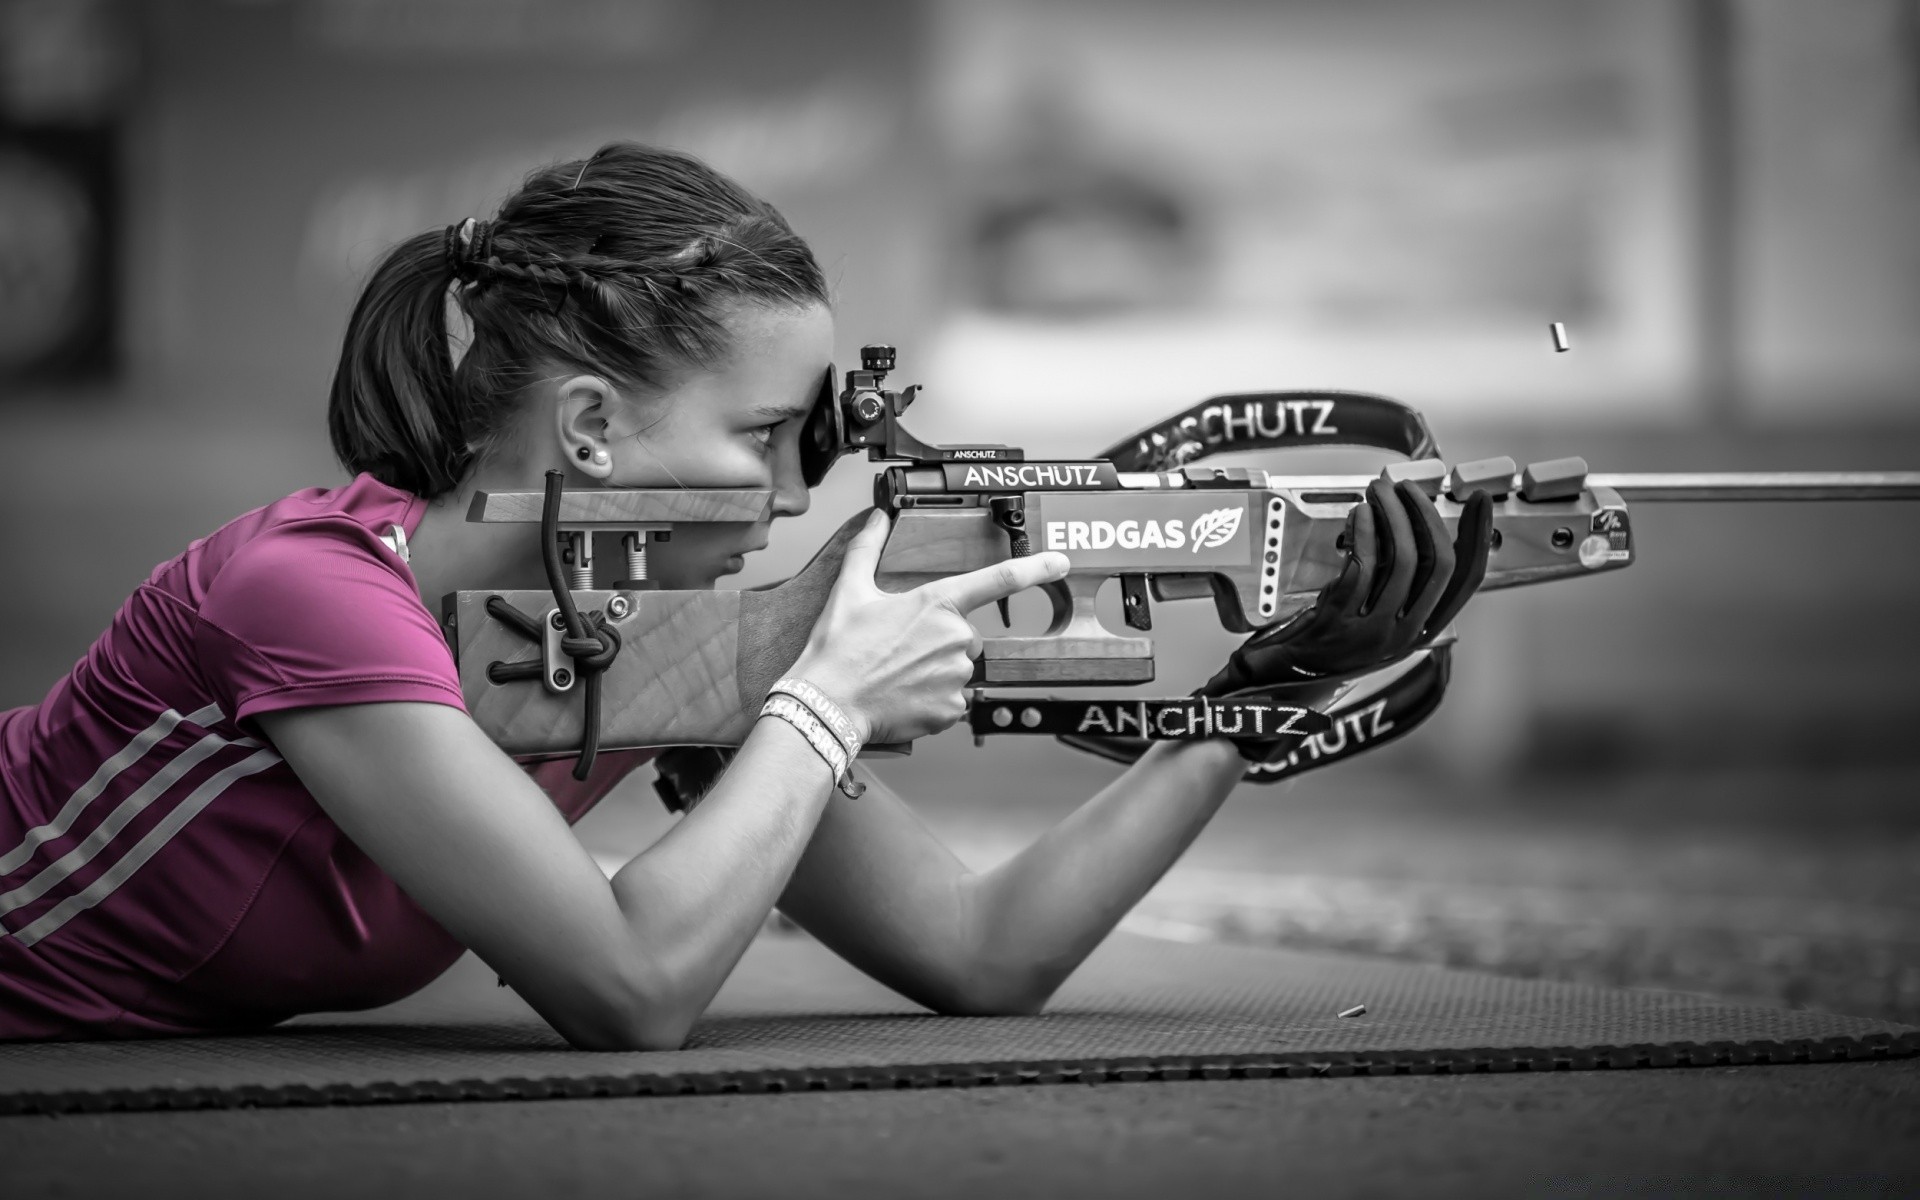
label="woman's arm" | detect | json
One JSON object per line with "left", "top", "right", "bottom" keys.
{"left": 774, "top": 738, "right": 1246, "bottom": 1015}
{"left": 779, "top": 480, "right": 1493, "bottom": 1012}
{"left": 260, "top": 701, "right": 838, "bottom": 1051}
{"left": 259, "top": 518, "right": 1064, "bottom": 1049}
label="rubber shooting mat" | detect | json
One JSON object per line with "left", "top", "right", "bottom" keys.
{"left": 3, "top": 933, "right": 1915, "bottom": 1115}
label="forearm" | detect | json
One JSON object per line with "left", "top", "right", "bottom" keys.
{"left": 964, "top": 738, "right": 1247, "bottom": 1003}
{"left": 605, "top": 716, "right": 835, "bottom": 1026}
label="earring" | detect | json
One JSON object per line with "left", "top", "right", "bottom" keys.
{"left": 592, "top": 449, "right": 610, "bottom": 464}
{"left": 575, "top": 446, "right": 592, "bottom": 460}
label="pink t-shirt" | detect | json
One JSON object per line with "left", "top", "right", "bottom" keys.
{"left": 0, "top": 474, "right": 654, "bottom": 1040}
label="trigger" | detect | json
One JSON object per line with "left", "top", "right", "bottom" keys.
{"left": 996, "top": 597, "right": 1012, "bottom": 629}
{"left": 1121, "top": 574, "right": 1152, "bottom": 631}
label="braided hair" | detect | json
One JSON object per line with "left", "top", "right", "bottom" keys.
{"left": 327, "top": 143, "right": 830, "bottom": 499}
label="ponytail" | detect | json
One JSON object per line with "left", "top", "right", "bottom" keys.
{"left": 326, "top": 143, "right": 829, "bottom": 501}
{"left": 326, "top": 229, "right": 472, "bottom": 499}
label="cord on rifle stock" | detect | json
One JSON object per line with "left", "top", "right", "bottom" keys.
{"left": 537, "top": 469, "right": 622, "bottom": 779}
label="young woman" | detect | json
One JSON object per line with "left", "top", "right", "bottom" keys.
{"left": 0, "top": 144, "right": 1486, "bottom": 1047}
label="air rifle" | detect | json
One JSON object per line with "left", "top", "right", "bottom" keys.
{"left": 442, "top": 345, "right": 1920, "bottom": 779}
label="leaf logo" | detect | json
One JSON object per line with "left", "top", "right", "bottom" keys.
{"left": 1189, "top": 506, "right": 1243, "bottom": 552}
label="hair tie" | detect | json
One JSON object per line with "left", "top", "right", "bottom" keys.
{"left": 444, "top": 217, "right": 495, "bottom": 281}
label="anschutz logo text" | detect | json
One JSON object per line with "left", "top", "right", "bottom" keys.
{"left": 960, "top": 463, "right": 1105, "bottom": 489}
{"left": 1044, "top": 506, "right": 1243, "bottom": 553}
{"left": 1073, "top": 700, "right": 1311, "bottom": 739}
{"left": 1246, "top": 698, "right": 1397, "bottom": 778}
{"left": 1201, "top": 398, "right": 1339, "bottom": 444}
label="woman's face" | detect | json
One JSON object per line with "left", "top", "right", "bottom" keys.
{"left": 595, "top": 301, "right": 834, "bottom": 587}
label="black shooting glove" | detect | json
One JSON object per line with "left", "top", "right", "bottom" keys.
{"left": 1202, "top": 477, "right": 1494, "bottom": 698}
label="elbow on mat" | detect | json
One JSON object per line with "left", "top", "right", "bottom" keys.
{"left": 549, "top": 965, "right": 704, "bottom": 1053}
{"left": 556, "top": 998, "right": 698, "bottom": 1053}
{"left": 932, "top": 995, "right": 1049, "bottom": 1019}
{"left": 923, "top": 970, "right": 1058, "bottom": 1018}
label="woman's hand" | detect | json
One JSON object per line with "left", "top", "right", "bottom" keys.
{"left": 790, "top": 510, "right": 1070, "bottom": 745}
{"left": 1202, "top": 477, "right": 1493, "bottom": 695}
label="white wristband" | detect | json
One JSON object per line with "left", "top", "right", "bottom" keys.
{"left": 769, "top": 677, "right": 864, "bottom": 761}
{"left": 761, "top": 695, "right": 866, "bottom": 799}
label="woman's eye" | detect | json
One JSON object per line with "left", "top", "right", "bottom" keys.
{"left": 749, "top": 423, "right": 782, "bottom": 450}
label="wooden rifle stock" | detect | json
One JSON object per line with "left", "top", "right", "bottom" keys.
{"left": 450, "top": 513, "right": 865, "bottom": 758}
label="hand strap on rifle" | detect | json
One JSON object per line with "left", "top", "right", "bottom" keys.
{"left": 655, "top": 647, "right": 1450, "bottom": 807}
{"left": 1096, "top": 390, "right": 1439, "bottom": 472}
{"left": 1059, "top": 391, "right": 1452, "bottom": 776}
{"left": 1055, "top": 644, "right": 1452, "bottom": 783}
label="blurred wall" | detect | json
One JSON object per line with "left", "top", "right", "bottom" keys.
{"left": 124, "top": 0, "right": 937, "bottom": 410}
{"left": 1737, "top": 0, "right": 1920, "bottom": 417}
{"left": 1, "top": 0, "right": 1917, "bottom": 778}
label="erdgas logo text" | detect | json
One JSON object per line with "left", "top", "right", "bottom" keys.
{"left": 1043, "top": 506, "right": 1243, "bottom": 554}
{"left": 1046, "top": 517, "right": 1183, "bottom": 551}
{"left": 1032, "top": 494, "right": 1254, "bottom": 567}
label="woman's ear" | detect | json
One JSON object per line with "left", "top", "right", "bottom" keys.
{"left": 553, "top": 374, "right": 618, "bottom": 478}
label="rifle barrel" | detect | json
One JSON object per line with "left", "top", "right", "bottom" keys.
{"left": 1198, "top": 471, "right": 1920, "bottom": 501}
{"left": 1586, "top": 472, "right": 1920, "bottom": 501}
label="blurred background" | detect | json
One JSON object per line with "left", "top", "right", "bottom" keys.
{"left": 1, "top": 0, "right": 1916, "bottom": 1020}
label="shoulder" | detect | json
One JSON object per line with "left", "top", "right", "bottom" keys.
{"left": 190, "top": 485, "right": 461, "bottom": 733}
{"left": 196, "top": 474, "right": 423, "bottom": 629}
{"left": 164, "top": 473, "right": 417, "bottom": 612}
{"left": 199, "top": 513, "right": 423, "bottom": 638}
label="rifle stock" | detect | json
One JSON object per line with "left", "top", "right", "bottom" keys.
{"left": 450, "top": 513, "right": 865, "bottom": 757}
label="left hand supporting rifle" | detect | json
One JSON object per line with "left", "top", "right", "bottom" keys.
{"left": 1198, "top": 477, "right": 1491, "bottom": 761}
{"left": 1201, "top": 478, "right": 1492, "bottom": 696}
